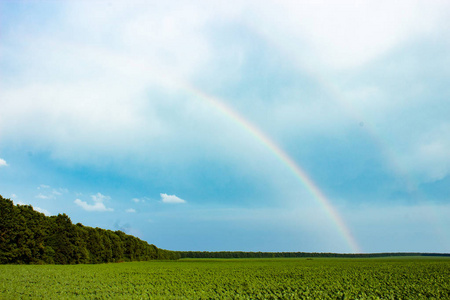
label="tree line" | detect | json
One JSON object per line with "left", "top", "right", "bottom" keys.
{"left": 178, "top": 251, "right": 450, "bottom": 259}
{"left": 2, "top": 194, "right": 448, "bottom": 264}
{"left": 0, "top": 195, "right": 179, "bottom": 264}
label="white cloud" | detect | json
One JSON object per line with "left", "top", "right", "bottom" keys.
{"left": 0, "top": 158, "right": 7, "bottom": 167}
{"left": 52, "top": 189, "right": 62, "bottom": 196}
{"left": 74, "top": 199, "right": 114, "bottom": 212}
{"left": 126, "top": 208, "right": 136, "bottom": 213}
{"left": 160, "top": 193, "right": 186, "bottom": 204}
{"left": 1, "top": 0, "right": 449, "bottom": 194}
{"left": 36, "top": 188, "right": 65, "bottom": 199}
{"left": 66, "top": 0, "right": 215, "bottom": 80}
{"left": 74, "top": 193, "right": 113, "bottom": 212}
{"left": 91, "top": 192, "right": 111, "bottom": 203}
{"left": 132, "top": 197, "right": 148, "bottom": 203}
{"left": 0, "top": 0, "right": 255, "bottom": 170}
{"left": 0, "top": 0, "right": 217, "bottom": 168}
{"left": 253, "top": 0, "right": 450, "bottom": 70}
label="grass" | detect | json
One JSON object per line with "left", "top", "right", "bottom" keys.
{"left": 1, "top": 257, "right": 449, "bottom": 299}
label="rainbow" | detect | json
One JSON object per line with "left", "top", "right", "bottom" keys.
{"left": 105, "top": 52, "right": 361, "bottom": 252}
{"left": 182, "top": 84, "right": 362, "bottom": 253}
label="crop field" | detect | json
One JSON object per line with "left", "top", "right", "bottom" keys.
{"left": 1, "top": 257, "right": 449, "bottom": 299}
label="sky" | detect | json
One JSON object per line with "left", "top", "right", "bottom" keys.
{"left": 1, "top": 0, "right": 450, "bottom": 253}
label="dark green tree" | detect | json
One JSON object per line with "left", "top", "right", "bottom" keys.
{"left": 0, "top": 195, "right": 179, "bottom": 264}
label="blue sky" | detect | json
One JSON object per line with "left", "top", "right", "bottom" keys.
{"left": 1, "top": 0, "right": 450, "bottom": 253}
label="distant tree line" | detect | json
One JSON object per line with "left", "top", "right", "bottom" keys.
{"left": 0, "top": 195, "right": 179, "bottom": 264}
{"left": 178, "top": 251, "right": 450, "bottom": 259}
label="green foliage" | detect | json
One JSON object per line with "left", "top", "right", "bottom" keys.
{"left": 1, "top": 258, "right": 449, "bottom": 299}
{"left": 0, "top": 195, "right": 179, "bottom": 264}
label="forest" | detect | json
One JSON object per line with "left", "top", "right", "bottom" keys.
{"left": 0, "top": 195, "right": 179, "bottom": 264}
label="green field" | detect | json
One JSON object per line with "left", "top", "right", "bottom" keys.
{"left": 1, "top": 257, "right": 449, "bottom": 299}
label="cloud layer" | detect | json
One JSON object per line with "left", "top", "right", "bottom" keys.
{"left": 1, "top": 0, "right": 449, "bottom": 187}
{"left": 1, "top": 0, "right": 449, "bottom": 253}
